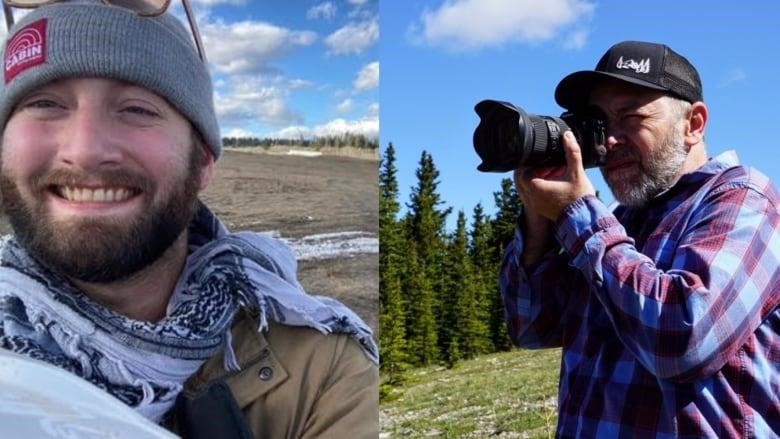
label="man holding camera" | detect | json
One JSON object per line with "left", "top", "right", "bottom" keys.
{"left": 501, "top": 40, "right": 779, "bottom": 437}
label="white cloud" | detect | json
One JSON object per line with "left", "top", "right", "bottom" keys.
{"left": 307, "top": 2, "right": 337, "bottom": 20}
{"left": 215, "top": 77, "right": 302, "bottom": 128}
{"left": 270, "top": 125, "right": 314, "bottom": 139}
{"left": 287, "top": 78, "right": 315, "bottom": 90}
{"left": 324, "top": 19, "right": 379, "bottom": 55}
{"left": 412, "top": 0, "right": 595, "bottom": 51}
{"left": 312, "top": 117, "right": 378, "bottom": 139}
{"left": 269, "top": 113, "right": 379, "bottom": 140}
{"left": 145, "top": 4, "right": 377, "bottom": 143}
{"left": 225, "top": 127, "right": 256, "bottom": 138}
{"left": 353, "top": 61, "right": 379, "bottom": 92}
{"left": 203, "top": 21, "right": 317, "bottom": 75}
{"left": 336, "top": 98, "right": 354, "bottom": 113}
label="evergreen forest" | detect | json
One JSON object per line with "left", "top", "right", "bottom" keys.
{"left": 379, "top": 142, "right": 523, "bottom": 390}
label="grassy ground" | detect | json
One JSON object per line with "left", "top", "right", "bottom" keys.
{"left": 380, "top": 348, "right": 562, "bottom": 438}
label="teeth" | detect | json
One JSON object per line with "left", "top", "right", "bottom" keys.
{"left": 59, "top": 186, "right": 133, "bottom": 202}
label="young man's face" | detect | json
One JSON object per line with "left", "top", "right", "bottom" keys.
{"left": 0, "top": 77, "right": 213, "bottom": 282}
{"left": 588, "top": 81, "right": 690, "bottom": 208}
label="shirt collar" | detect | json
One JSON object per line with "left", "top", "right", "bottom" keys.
{"left": 682, "top": 150, "right": 739, "bottom": 181}
{"left": 651, "top": 150, "right": 740, "bottom": 201}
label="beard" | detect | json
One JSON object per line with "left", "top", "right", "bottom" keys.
{"left": 601, "top": 123, "right": 688, "bottom": 208}
{"left": 0, "top": 146, "right": 203, "bottom": 283}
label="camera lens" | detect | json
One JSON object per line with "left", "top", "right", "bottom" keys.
{"left": 473, "top": 99, "right": 606, "bottom": 172}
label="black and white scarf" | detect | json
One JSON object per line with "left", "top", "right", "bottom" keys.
{"left": 0, "top": 203, "right": 378, "bottom": 422}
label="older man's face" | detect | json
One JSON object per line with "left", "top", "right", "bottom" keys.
{"left": 0, "top": 77, "right": 210, "bottom": 282}
{"left": 588, "top": 81, "right": 690, "bottom": 208}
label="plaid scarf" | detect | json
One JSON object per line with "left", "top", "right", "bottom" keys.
{"left": 0, "top": 203, "right": 377, "bottom": 422}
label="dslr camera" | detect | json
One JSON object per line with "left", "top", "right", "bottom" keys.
{"left": 472, "top": 99, "right": 608, "bottom": 173}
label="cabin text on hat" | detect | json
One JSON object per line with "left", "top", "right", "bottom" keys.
{"left": 4, "top": 20, "right": 47, "bottom": 83}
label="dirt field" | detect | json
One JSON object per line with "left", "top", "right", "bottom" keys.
{"left": 0, "top": 150, "right": 379, "bottom": 333}
{"left": 202, "top": 150, "right": 379, "bottom": 332}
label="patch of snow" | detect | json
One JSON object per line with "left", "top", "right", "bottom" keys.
{"left": 287, "top": 149, "right": 323, "bottom": 157}
{"left": 259, "top": 231, "right": 378, "bottom": 260}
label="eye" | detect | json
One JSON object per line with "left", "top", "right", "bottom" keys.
{"left": 28, "top": 99, "right": 58, "bottom": 108}
{"left": 619, "top": 113, "right": 645, "bottom": 127}
{"left": 11, "top": 96, "right": 66, "bottom": 119}
{"left": 19, "top": 98, "right": 62, "bottom": 110}
{"left": 122, "top": 105, "right": 160, "bottom": 117}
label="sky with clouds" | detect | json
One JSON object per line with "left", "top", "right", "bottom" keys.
{"left": 2, "top": 0, "right": 378, "bottom": 141}
{"left": 382, "top": 0, "right": 780, "bottom": 230}
{"left": 194, "top": 0, "right": 379, "bottom": 140}
{"left": 3, "top": 0, "right": 779, "bottom": 232}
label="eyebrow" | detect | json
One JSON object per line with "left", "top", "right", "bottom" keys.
{"left": 594, "top": 96, "right": 651, "bottom": 117}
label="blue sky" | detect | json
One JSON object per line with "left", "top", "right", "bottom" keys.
{"left": 381, "top": 0, "right": 780, "bottom": 230}
{"left": 190, "top": 0, "right": 379, "bottom": 140}
{"left": 3, "top": 0, "right": 379, "bottom": 140}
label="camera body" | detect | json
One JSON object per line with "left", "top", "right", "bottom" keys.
{"left": 472, "top": 99, "right": 608, "bottom": 173}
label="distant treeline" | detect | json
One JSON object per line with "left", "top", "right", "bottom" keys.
{"left": 380, "top": 142, "right": 522, "bottom": 389}
{"left": 222, "top": 133, "right": 378, "bottom": 150}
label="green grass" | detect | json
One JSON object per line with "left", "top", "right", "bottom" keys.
{"left": 380, "top": 348, "right": 562, "bottom": 438}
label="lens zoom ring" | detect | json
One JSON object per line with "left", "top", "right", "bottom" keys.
{"left": 532, "top": 119, "right": 548, "bottom": 156}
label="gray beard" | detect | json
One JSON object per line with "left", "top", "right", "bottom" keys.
{"left": 601, "top": 125, "right": 688, "bottom": 208}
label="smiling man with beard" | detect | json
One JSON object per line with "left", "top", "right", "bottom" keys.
{"left": 501, "top": 41, "right": 779, "bottom": 437}
{"left": 0, "top": 1, "right": 378, "bottom": 438}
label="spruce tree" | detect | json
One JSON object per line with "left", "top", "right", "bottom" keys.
{"left": 379, "top": 143, "right": 404, "bottom": 304}
{"left": 379, "top": 264, "right": 408, "bottom": 381}
{"left": 403, "top": 245, "right": 439, "bottom": 365}
{"left": 378, "top": 143, "right": 407, "bottom": 378}
{"left": 439, "top": 213, "right": 462, "bottom": 365}
{"left": 379, "top": 143, "right": 399, "bottom": 235}
{"left": 491, "top": 178, "right": 521, "bottom": 253}
{"left": 446, "top": 211, "right": 490, "bottom": 364}
{"left": 404, "top": 150, "right": 451, "bottom": 363}
{"left": 405, "top": 150, "right": 451, "bottom": 275}
{"left": 489, "top": 178, "right": 521, "bottom": 351}
{"left": 469, "top": 203, "right": 497, "bottom": 353}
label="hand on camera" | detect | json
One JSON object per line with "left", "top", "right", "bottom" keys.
{"left": 513, "top": 131, "right": 596, "bottom": 222}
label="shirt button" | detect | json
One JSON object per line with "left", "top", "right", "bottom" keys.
{"left": 258, "top": 367, "right": 273, "bottom": 381}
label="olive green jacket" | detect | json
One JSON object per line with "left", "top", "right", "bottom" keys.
{"left": 180, "top": 311, "right": 379, "bottom": 438}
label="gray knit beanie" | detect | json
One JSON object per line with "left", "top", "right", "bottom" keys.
{"left": 0, "top": 1, "right": 222, "bottom": 158}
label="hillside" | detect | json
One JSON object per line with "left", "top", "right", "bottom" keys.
{"left": 380, "top": 348, "right": 562, "bottom": 438}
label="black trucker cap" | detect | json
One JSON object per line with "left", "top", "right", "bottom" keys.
{"left": 554, "top": 40, "right": 703, "bottom": 111}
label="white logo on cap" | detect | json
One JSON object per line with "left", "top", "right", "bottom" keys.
{"left": 616, "top": 56, "right": 650, "bottom": 74}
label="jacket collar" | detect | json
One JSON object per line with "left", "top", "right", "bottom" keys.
{"left": 184, "top": 311, "right": 289, "bottom": 408}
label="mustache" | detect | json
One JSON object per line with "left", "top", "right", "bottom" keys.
{"left": 605, "top": 145, "right": 639, "bottom": 163}
{"left": 30, "top": 168, "right": 154, "bottom": 194}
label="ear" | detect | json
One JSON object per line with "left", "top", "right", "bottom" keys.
{"left": 197, "top": 147, "right": 215, "bottom": 192}
{"left": 683, "top": 101, "right": 707, "bottom": 146}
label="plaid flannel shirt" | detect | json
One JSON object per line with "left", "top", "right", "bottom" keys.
{"left": 500, "top": 151, "right": 780, "bottom": 438}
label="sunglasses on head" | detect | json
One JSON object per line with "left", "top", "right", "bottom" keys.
{"left": 2, "top": 0, "right": 207, "bottom": 61}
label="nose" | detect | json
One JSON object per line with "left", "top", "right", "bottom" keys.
{"left": 604, "top": 121, "right": 626, "bottom": 152}
{"left": 605, "top": 134, "right": 622, "bottom": 151}
{"left": 56, "top": 106, "right": 122, "bottom": 169}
